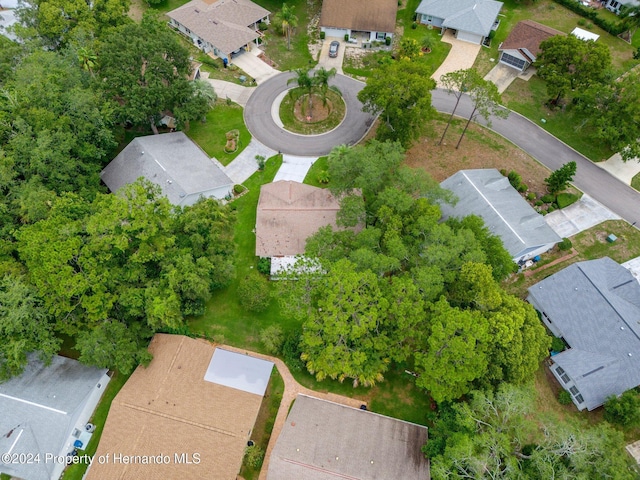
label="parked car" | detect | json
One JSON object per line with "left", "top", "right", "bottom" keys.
{"left": 329, "top": 41, "right": 339, "bottom": 58}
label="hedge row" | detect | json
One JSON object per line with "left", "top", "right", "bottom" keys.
{"left": 552, "top": 0, "right": 626, "bottom": 36}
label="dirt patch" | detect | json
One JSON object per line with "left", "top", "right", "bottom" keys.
{"left": 294, "top": 94, "right": 332, "bottom": 122}
{"left": 406, "top": 118, "right": 553, "bottom": 195}
{"left": 127, "top": 0, "right": 145, "bottom": 21}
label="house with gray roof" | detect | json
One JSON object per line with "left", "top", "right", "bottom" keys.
{"left": 416, "top": 0, "right": 503, "bottom": 44}
{"left": 101, "top": 132, "right": 234, "bottom": 206}
{"left": 527, "top": 257, "right": 640, "bottom": 411}
{"left": 440, "top": 169, "right": 561, "bottom": 263}
{"left": 267, "top": 394, "right": 430, "bottom": 480}
{"left": 167, "top": 0, "right": 270, "bottom": 63}
{"left": 0, "top": 355, "right": 109, "bottom": 480}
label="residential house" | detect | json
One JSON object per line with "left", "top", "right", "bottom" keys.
{"left": 415, "top": 0, "right": 503, "bottom": 45}
{"left": 0, "top": 0, "right": 18, "bottom": 41}
{"left": 527, "top": 257, "right": 640, "bottom": 411}
{"left": 605, "top": 0, "right": 639, "bottom": 14}
{"left": 319, "top": 0, "right": 397, "bottom": 42}
{"left": 267, "top": 394, "right": 430, "bottom": 480}
{"left": 167, "top": 0, "right": 270, "bottom": 64}
{"left": 439, "top": 169, "right": 561, "bottom": 263}
{"left": 101, "top": 132, "right": 234, "bottom": 206}
{"left": 0, "top": 355, "right": 109, "bottom": 480}
{"left": 498, "top": 20, "right": 564, "bottom": 72}
{"left": 87, "top": 334, "right": 274, "bottom": 480}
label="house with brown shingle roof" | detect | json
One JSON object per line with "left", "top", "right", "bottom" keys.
{"left": 498, "top": 20, "right": 564, "bottom": 72}
{"left": 167, "top": 0, "right": 270, "bottom": 64}
{"left": 319, "top": 0, "right": 397, "bottom": 42}
{"left": 86, "top": 334, "right": 274, "bottom": 480}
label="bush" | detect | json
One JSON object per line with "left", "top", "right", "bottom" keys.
{"left": 547, "top": 205, "right": 556, "bottom": 213}
{"left": 499, "top": 168, "right": 507, "bottom": 176}
{"left": 412, "top": 22, "right": 417, "bottom": 29}
{"left": 558, "top": 237, "right": 572, "bottom": 251}
{"left": 551, "top": 336, "right": 566, "bottom": 352}
{"left": 385, "top": 36, "right": 391, "bottom": 46}
{"left": 234, "top": 184, "right": 245, "bottom": 194}
{"left": 556, "top": 192, "right": 579, "bottom": 209}
{"left": 541, "top": 194, "right": 555, "bottom": 204}
{"left": 535, "top": 200, "right": 543, "bottom": 206}
{"left": 634, "top": 47, "right": 640, "bottom": 60}
{"left": 320, "top": 31, "right": 325, "bottom": 39}
{"left": 237, "top": 272, "right": 271, "bottom": 312}
{"left": 282, "top": 330, "right": 304, "bottom": 371}
{"left": 517, "top": 183, "right": 528, "bottom": 193}
{"left": 558, "top": 390, "right": 573, "bottom": 405}
{"left": 259, "top": 325, "right": 284, "bottom": 354}
{"left": 317, "top": 169, "right": 330, "bottom": 184}
{"left": 604, "top": 391, "right": 640, "bottom": 427}
{"left": 345, "top": 33, "right": 349, "bottom": 41}
{"left": 257, "top": 256, "right": 271, "bottom": 274}
{"left": 577, "top": 18, "right": 587, "bottom": 26}
{"left": 507, "top": 170, "right": 522, "bottom": 189}
{"left": 258, "top": 21, "right": 268, "bottom": 31}
{"left": 527, "top": 192, "right": 536, "bottom": 201}
{"left": 255, "top": 154, "right": 266, "bottom": 171}
{"left": 244, "top": 445, "right": 265, "bottom": 469}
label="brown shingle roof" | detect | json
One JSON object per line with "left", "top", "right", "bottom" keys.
{"left": 500, "top": 20, "right": 564, "bottom": 61}
{"left": 86, "top": 335, "right": 263, "bottom": 480}
{"left": 256, "top": 181, "right": 342, "bottom": 257}
{"left": 167, "top": 0, "right": 269, "bottom": 56}
{"left": 320, "top": 0, "right": 397, "bottom": 34}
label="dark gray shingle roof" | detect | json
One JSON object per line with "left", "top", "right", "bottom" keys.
{"left": 528, "top": 257, "right": 640, "bottom": 410}
{"left": 101, "top": 132, "right": 233, "bottom": 205}
{"left": 439, "top": 169, "right": 561, "bottom": 259}
{"left": 267, "top": 394, "right": 430, "bottom": 480}
{"left": 416, "top": 0, "right": 503, "bottom": 37}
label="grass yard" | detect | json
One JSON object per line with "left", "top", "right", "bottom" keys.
{"left": 239, "top": 369, "right": 284, "bottom": 479}
{"left": 61, "top": 371, "right": 132, "bottom": 480}
{"left": 196, "top": 53, "right": 255, "bottom": 85}
{"left": 149, "top": 0, "right": 190, "bottom": 14}
{"left": 279, "top": 88, "right": 346, "bottom": 134}
{"left": 632, "top": 172, "right": 640, "bottom": 192}
{"left": 186, "top": 101, "right": 251, "bottom": 166}
{"left": 505, "top": 220, "right": 640, "bottom": 298}
{"left": 253, "top": 0, "right": 316, "bottom": 70}
{"left": 302, "top": 155, "right": 330, "bottom": 188}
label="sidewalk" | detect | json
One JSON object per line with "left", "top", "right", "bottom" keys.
{"left": 273, "top": 155, "right": 318, "bottom": 183}
{"left": 207, "top": 79, "right": 256, "bottom": 107}
{"left": 224, "top": 138, "right": 277, "bottom": 184}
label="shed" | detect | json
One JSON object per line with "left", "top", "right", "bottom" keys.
{"left": 571, "top": 27, "right": 599, "bottom": 41}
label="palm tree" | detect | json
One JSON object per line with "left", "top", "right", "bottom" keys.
{"left": 275, "top": 3, "right": 298, "bottom": 50}
{"left": 313, "top": 67, "right": 338, "bottom": 107}
{"left": 621, "top": 5, "right": 640, "bottom": 42}
{"left": 287, "top": 68, "right": 314, "bottom": 117}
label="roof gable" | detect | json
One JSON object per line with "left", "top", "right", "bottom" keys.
{"left": 320, "top": 0, "right": 397, "bottom": 33}
{"left": 500, "top": 20, "right": 564, "bottom": 59}
{"left": 101, "top": 132, "right": 233, "bottom": 205}
{"left": 416, "top": 0, "right": 503, "bottom": 36}
{"left": 439, "top": 169, "right": 561, "bottom": 258}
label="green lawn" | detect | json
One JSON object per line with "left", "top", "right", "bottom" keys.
{"left": 632, "top": 172, "right": 640, "bottom": 192}
{"left": 279, "top": 88, "right": 345, "bottom": 134}
{"left": 302, "top": 155, "right": 330, "bottom": 188}
{"left": 62, "top": 371, "right": 132, "bottom": 480}
{"left": 186, "top": 101, "right": 251, "bottom": 166}
{"left": 149, "top": 0, "right": 190, "bottom": 14}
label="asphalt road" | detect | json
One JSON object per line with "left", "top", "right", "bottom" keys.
{"left": 431, "top": 88, "right": 640, "bottom": 227}
{"left": 244, "top": 72, "right": 376, "bottom": 156}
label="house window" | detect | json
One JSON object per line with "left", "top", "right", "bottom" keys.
{"left": 561, "top": 374, "right": 570, "bottom": 384}
{"left": 556, "top": 366, "right": 565, "bottom": 375}
{"left": 376, "top": 32, "right": 386, "bottom": 40}
{"left": 424, "top": 15, "right": 433, "bottom": 23}
{"left": 569, "top": 386, "right": 579, "bottom": 395}
{"left": 575, "top": 394, "right": 584, "bottom": 404}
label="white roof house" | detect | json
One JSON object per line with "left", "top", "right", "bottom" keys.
{"left": 440, "top": 169, "right": 561, "bottom": 263}
{"left": 101, "top": 132, "right": 234, "bottom": 206}
{"left": 0, "top": 355, "right": 110, "bottom": 480}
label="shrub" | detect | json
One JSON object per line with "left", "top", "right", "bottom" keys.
{"left": 259, "top": 325, "right": 284, "bottom": 354}
{"left": 488, "top": 29, "right": 496, "bottom": 40}
{"left": 541, "top": 194, "right": 555, "bottom": 204}
{"left": 556, "top": 192, "right": 579, "bottom": 209}
{"left": 345, "top": 33, "right": 349, "bottom": 41}
{"left": 499, "top": 168, "right": 507, "bottom": 176}
{"left": 535, "top": 200, "right": 543, "bottom": 206}
{"left": 517, "top": 183, "right": 528, "bottom": 193}
{"left": 255, "top": 154, "right": 266, "bottom": 171}
{"left": 507, "top": 170, "right": 522, "bottom": 189}
{"left": 244, "top": 445, "right": 265, "bottom": 469}
{"left": 551, "top": 336, "right": 566, "bottom": 352}
{"left": 527, "top": 192, "right": 536, "bottom": 201}
{"left": 234, "top": 184, "right": 245, "bottom": 194}
{"left": 257, "top": 257, "right": 271, "bottom": 275}
{"left": 320, "top": 31, "right": 325, "bottom": 39}
{"left": 577, "top": 18, "right": 587, "bottom": 26}
{"left": 317, "top": 169, "right": 330, "bottom": 184}
{"left": 604, "top": 391, "right": 640, "bottom": 427}
{"left": 634, "top": 47, "right": 640, "bottom": 60}
{"left": 411, "top": 22, "right": 417, "bottom": 29}
{"left": 258, "top": 21, "right": 268, "bottom": 31}
{"left": 558, "top": 237, "right": 572, "bottom": 251}
{"left": 237, "top": 272, "right": 271, "bottom": 312}
{"left": 385, "top": 36, "right": 392, "bottom": 46}
{"left": 558, "top": 390, "right": 573, "bottom": 405}
{"left": 282, "top": 330, "right": 305, "bottom": 371}
{"left": 547, "top": 205, "right": 556, "bottom": 213}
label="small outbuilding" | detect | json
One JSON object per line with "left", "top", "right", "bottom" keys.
{"left": 571, "top": 27, "right": 600, "bottom": 42}
{"left": 267, "top": 394, "right": 431, "bottom": 480}
{"left": 101, "top": 132, "right": 234, "bottom": 206}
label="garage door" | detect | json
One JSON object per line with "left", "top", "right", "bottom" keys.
{"left": 456, "top": 30, "right": 483, "bottom": 44}
{"left": 322, "top": 27, "right": 348, "bottom": 38}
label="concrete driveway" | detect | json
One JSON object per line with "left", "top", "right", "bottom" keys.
{"left": 207, "top": 79, "right": 255, "bottom": 107}
{"left": 597, "top": 152, "right": 640, "bottom": 185}
{"left": 544, "top": 194, "right": 620, "bottom": 238}
{"left": 623, "top": 256, "right": 640, "bottom": 284}
{"left": 317, "top": 37, "right": 345, "bottom": 74}
{"left": 232, "top": 48, "right": 280, "bottom": 84}
{"left": 484, "top": 62, "right": 520, "bottom": 93}
{"left": 431, "top": 30, "right": 481, "bottom": 87}
{"left": 273, "top": 155, "right": 318, "bottom": 182}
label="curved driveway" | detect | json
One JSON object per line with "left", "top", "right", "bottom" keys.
{"left": 431, "top": 89, "right": 640, "bottom": 227}
{"left": 244, "top": 72, "right": 375, "bottom": 156}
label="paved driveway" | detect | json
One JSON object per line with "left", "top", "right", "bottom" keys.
{"left": 597, "top": 152, "right": 640, "bottom": 185}
{"left": 207, "top": 79, "right": 255, "bottom": 107}
{"left": 544, "top": 194, "right": 620, "bottom": 238}
{"left": 484, "top": 62, "right": 520, "bottom": 93}
{"left": 232, "top": 48, "right": 279, "bottom": 84}
{"left": 317, "top": 37, "right": 345, "bottom": 74}
{"left": 431, "top": 30, "right": 481, "bottom": 87}
{"left": 244, "top": 72, "right": 375, "bottom": 156}
{"left": 431, "top": 89, "right": 640, "bottom": 227}
{"left": 273, "top": 155, "right": 318, "bottom": 182}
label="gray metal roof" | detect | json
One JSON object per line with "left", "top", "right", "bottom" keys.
{"left": 267, "top": 394, "right": 430, "bottom": 480}
{"left": 0, "top": 8, "right": 17, "bottom": 41}
{"left": 416, "top": 0, "right": 503, "bottom": 37}
{"left": 439, "top": 169, "right": 561, "bottom": 258}
{"left": 203, "top": 348, "right": 274, "bottom": 396}
{"left": 0, "top": 355, "right": 108, "bottom": 480}
{"left": 527, "top": 257, "right": 640, "bottom": 411}
{"left": 101, "top": 132, "right": 233, "bottom": 205}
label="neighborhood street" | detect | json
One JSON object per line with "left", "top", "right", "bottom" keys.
{"left": 431, "top": 89, "right": 640, "bottom": 228}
